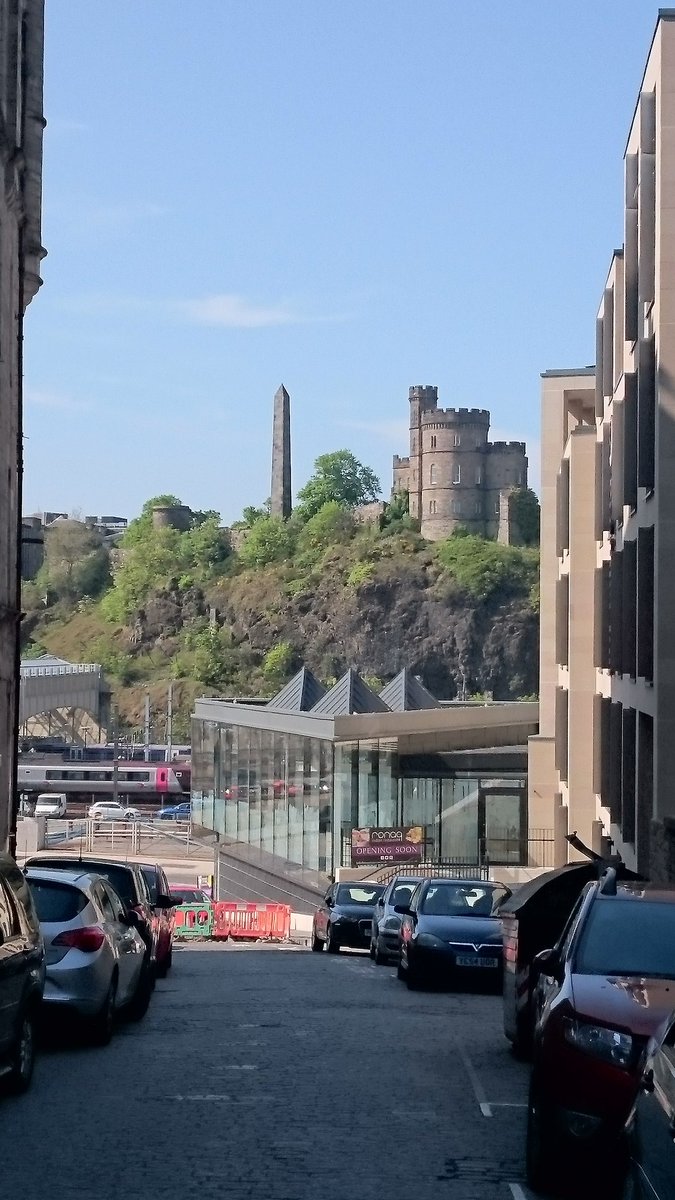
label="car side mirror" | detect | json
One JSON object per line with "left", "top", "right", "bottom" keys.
{"left": 533, "top": 948, "right": 562, "bottom": 981}
{"left": 169, "top": 894, "right": 185, "bottom": 906}
{"left": 393, "top": 904, "right": 411, "bottom": 915}
{"left": 156, "top": 894, "right": 175, "bottom": 909}
{"left": 121, "top": 910, "right": 140, "bottom": 928}
{"left": 325, "top": 898, "right": 334, "bottom": 908}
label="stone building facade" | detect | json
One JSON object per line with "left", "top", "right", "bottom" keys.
{"left": 0, "top": 0, "right": 46, "bottom": 853}
{"left": 392, "top": 386, "right": 528, "bottom": 540}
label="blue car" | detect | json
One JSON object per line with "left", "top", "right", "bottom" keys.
{"left": 156, "top": 801, "right": 191, "bottom": 820}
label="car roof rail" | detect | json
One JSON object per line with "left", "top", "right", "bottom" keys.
{"left": 599, "top": 867, "right": 618, "bottom": 896}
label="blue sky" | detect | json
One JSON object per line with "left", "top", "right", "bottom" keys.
{"left": 24, "top": 1, "right": 654, "bottom": 521}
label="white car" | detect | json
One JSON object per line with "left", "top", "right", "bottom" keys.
{"left": 88, "top": 801, "right": 142, "bottom": 821}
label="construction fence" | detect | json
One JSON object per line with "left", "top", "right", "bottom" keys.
{"left": 174, "top": 900, "right": 292, "bottom": 943}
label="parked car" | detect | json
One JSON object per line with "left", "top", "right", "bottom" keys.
{"left": 34, "top": 793, "right": 67, "bottom": 818}
{"left": 370, "top": 875, "right": 425, "bottom": 964}
{"left": 0, "top": 853, "right": 44, "bottom": 1093}
{"left": 88, "top": 801, "right": 142, "bottom": 821}
{"left": 621, "top": 1012, "right": 675, "bottom": 1199}
{"left": 25, "top": 856, "right": 161, "bottom": 982}
{"left": 138, "top": 863, "right": 176, "bottom": 977}
{"left": 396, "top": 878, "right": 510, "bottom": 990}
{"left": 526, "top": 871, "right": 675, "bottom": 1195}
{"left": 312, "top": 882, "right": 386, "bottom": 953}
{"left": 155, "top": 802, "right": 191, "bottom": 821}
{"left": 26, "top": 868, "right": 149, "bottom": 1042}
{"left": 169, "top": 885, "right": 211, "bottom": 905}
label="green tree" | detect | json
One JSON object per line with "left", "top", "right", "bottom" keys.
{"left": 262, "top": 641, "right": 294, "bottom": 681}
{"left": 41, "top": 520, "right": 109, "bottom": 600}
{"left": 296, "top": 450, "right": 381, "bottom": 520}
{"left": 238, "top": 516, "right": 295, "bottom": 568}
{"left": 296, "top": 502, "right": 355, "bottom": 562}
{"left": 509, "top": 487, "right": 540, "bottom": 547}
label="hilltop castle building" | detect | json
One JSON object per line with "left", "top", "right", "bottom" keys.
{"left": 392, "top": 386, "right": 528, "bottom": 541}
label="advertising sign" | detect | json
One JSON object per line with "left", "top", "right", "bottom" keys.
{"left": 350, "top": 826, "right": 425, "bottom": 865}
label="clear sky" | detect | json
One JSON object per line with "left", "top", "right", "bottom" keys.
{"left": 23, "top": 1, "right": 656, "bottom": 521}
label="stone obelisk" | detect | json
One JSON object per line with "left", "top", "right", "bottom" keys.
{"left": 270, "top": 384, "right": 292, "bottom": 519}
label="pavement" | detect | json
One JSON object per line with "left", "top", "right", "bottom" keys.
{"left": 1, "top": 944, "right": 548, "bottom": 1200}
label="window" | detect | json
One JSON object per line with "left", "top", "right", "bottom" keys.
{"left": 452, "top": 464, "right": 461, "bottom": 485}
{"left": 428, "top": 500, "right": 437, "bottom": 515}
{"left": 476, "top": 467, "right": 483, "bottom": 485}
{"left": 28, "top": 880, "right": 87, "bottom": 923}
{"left": 494, "top": 499, "right": 500, "bottom": 516}
{"left": 97, "top": 883, "right": 120, "bottom": 921}
{"left": 452, "top": 499, "right": 462, "bottom": 515}
{"left": 430, "top": 435, "right": 437, "bottom": 449}
{"left": 475, "top": 501, "right": 482, "bottom": 517}
{"left": 430, "top": 464, "right": 437, "bottom": 485}
{"left": 453, "top": 434, "right": 461, "bottom": 447}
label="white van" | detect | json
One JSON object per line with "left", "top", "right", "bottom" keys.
{"left": 34, "top": 793, "right": 68, "bottom": 818}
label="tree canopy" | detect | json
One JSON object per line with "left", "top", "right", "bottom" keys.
{"left": 296, "top": 451, "right": 381, "bottom": 520}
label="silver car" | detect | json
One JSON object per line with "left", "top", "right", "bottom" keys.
{"left": 370, "top": 875, "right": 425, "bottom": 964}
{"left": 26, "top": 868, "right": 149, "bottom": 1044}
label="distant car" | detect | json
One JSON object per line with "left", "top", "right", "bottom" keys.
{"left": 26, "top": 868, "right": 149, "bottom": 1042}
{"left": 169, "top": 886, "right": 211, "bottom": 905}
{"left": 88, "top": 801, "right": 142, "bottom": 821}
{"left": 24, "top": 856, "right": 161, "bottom": 983}
{"left": 312, "top": 882, "right": 386, "bottom": 954}
{"left": 396, "top": 878, "right": 510, "bottom": 990}
{"left": 370, "top": 875, "right": 425, "bottom": 964}
{"left": 622, "top": 1011, "right": 675, "bottom": 1199}
{"left": 0, "top": 853, "right": 44, "bottom": 1093}
{"left": 35, "top": 793, "right": 68, "bottom": 818}
{"left": 155, "top": 802, "right": 191, "bottom": 821}
{"left": 138, "top": 863, "right": 176, "bottom": 977}
{"left": 526, "top": 872, "right": 675, "bottom": 1195}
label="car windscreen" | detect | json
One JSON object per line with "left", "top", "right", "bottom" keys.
{"left": 77, "top": 864, "right": 136, "bottom": 905}
{"left": 575, "top": 899, "right": 675, "bottom": 979}
{"left": 336, "top": 885, "right": 384, "bottom": 906}
{"left": 420, "top": 883, "right": 504, "bottom": 917}
{"left": 28, "top": 879, "right": 88, "bottom": 923}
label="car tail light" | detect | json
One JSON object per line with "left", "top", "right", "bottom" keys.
{"left": 52, "top": 926, "right": 106, "bottom": 952}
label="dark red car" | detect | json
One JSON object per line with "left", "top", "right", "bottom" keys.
{"left": 138, "top": 863, "right": 176, "bottom": 978}
{"left": 526, "top": 871, "right": 675, "bottom": 1195}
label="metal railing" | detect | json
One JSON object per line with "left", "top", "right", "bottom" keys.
{"left": 365, "top": 860, "right": 491, "bottom": 885}
{"left": 20, "top": 662, "right": 102, "bottom": 677}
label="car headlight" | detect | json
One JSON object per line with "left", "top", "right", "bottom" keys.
{"left": 563, "top": 1019, "right": 633, "bottom": 1069}
{"left": 416, "top": 933, "right": 445, "bottom": 949}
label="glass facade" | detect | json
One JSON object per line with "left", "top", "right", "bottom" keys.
{"left": 192, "top": 717, "right": 528, "bottom": 889}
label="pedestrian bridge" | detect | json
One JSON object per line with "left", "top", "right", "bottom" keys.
{"left": 19, "top": 655, "right": 111, "bottom": 742}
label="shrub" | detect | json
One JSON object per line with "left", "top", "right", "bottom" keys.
{"left": 436, "top": 532, "right": 539, "bottom": 602}
{"left": 238, "top": 517, "right": 295, "bottom": 568}
{"left": 262, "top": 640, "right": 295, "bottom": 681}
{"left": 346, "top": 561, "right": 375, "bottom": 589}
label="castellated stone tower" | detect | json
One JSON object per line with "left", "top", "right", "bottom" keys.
{"left": 392, "top": 385, "right": 528, "bottom": 541}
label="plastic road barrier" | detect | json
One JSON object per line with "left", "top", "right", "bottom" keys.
{"left": 174, "top": 903, "right": 213, "bottom": 939}
{"left": 212, "top": 901, "right": 291, "bottom": 942}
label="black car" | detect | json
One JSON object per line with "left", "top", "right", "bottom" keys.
{"left": 621, "top": 1013, "right": 675, "bottom": 1199}
{"left": 312, "top": 882, "right": 385, "bottom": 953}
{"left": 370, "top": 875, "right": 425, "bottom": 964}
{"left": 24, "top": 856, "right": 162, "bottom": 980}
{"left": 0, "top": 853, "right": 44, "bottom": 1093}
{"left": 396, "top": 877, "right": 510, "bottom": 989}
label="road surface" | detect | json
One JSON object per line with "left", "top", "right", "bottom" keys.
{"left": 1, "top": 945, "right": 540, "bottom": 1200}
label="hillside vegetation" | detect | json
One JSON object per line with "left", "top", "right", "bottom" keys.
{"left": 21, "top": 456, "right": 540, "bottom": 737}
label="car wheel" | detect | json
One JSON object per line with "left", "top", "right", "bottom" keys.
{"left": 369, "top": 938, "right": 376, "bottom": 960}
{"left": 156, "top": 945, "right": 172, "bottom": 978}
{"left": 525, "top": 1075, "right": 556, "bottom": 1194}
{"left": 406, "top": 963, "right": 424, "bottom": 990}
{"left": 125, "top": 961, "right": 153, "bottom": 1022}
{"left": 6, "top": 1009, "right": 36, "bottom": 1094}
{"left": 325, "top": 925, "right": 340, "bottom": 954}
{"left": 90, "top": 976, "right": 117, "bottom": 1046}
{"left": 311, "top": 929, "right": 324, "bottom": 952}
{"left": 375, "top": 941, "right": 389, "bottom": 966}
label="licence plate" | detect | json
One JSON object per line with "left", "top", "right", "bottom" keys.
{"left": 455, "top": 955, "right": 499, "bottom": 968}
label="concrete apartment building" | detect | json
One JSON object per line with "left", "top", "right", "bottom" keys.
{"left": 392, "top": 386, "right": 528, "bottom": 541}
{"left": 0, "top": 0, "right": 45, "bottom": 852}
{"left": 531, "top": 11, "right": 675, "bottom": 882}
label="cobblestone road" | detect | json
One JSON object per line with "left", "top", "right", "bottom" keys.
{"left": 2, "top": 945, "right": 539, "bottom": 1200}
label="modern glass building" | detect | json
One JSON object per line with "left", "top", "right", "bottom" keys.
{"left": 192, "top": 669, "right": 538, "bottom": 894}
